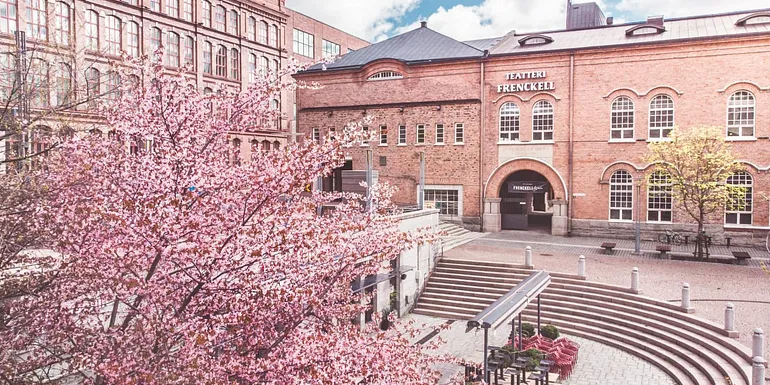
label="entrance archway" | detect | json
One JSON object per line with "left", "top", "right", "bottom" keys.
{"left": 499, "top": 170, "right": 554, "bottom": 232}
{"left": 483, "top": 158, "right": 569, "bottom": 235}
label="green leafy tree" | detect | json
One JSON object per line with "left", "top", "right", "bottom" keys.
{"left": 647, "top": 126, "right": 745, "bottom": 258}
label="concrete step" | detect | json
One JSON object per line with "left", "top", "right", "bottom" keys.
{"left": 523, "top": 304, "right": 748, "bottom": 385}
{"left": 412, "top": 306, "right": 475, "bottom": 320}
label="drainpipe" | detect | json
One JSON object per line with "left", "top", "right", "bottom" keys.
{"left": 565, "top": 52, "right": 575, "bottom": 236}
{"left": 479, "top": 52, "right": 487, "bottom": 231}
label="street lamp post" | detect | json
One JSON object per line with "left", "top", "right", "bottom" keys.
{"left": 634, "top": 176, "right": 642, "bottom": 254}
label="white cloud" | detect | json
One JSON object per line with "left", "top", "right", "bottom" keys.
{"left": 285, "top": 0, "right": 420, "bottom": 42}
{"left": 614, "top": 0, "right": 769, "bottom": 19}
{"left": 394, "top": 0, "right": 568, "bottom": 42}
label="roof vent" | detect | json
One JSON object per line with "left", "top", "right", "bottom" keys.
{"left": 420, "top": 21, "right": 428, "bottom": 28}
{"left": 647, "top": 15, "right": 664, "bottom": 26}
{"left": 735, "top": 12, "right": 770, "bottom": 26}
{"left": 606, "top": 16, "right": 614, "bottom": 25}
{"left": 518, "top": 34, "right": 554, "bottom": 46}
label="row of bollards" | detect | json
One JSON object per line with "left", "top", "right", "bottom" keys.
{"left": 525, "top": 248, "right": 767, "bottom": 385}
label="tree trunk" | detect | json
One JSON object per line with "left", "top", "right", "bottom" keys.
{"left": 697, "top": 212, "right": 705, "bottom": 259}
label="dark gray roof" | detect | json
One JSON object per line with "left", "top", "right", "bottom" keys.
{"left": 306, "top": 25, "right": 483, "bottom": 71}
{"left": 491, "top": 9, "right": 770, "bottom": 56}
{"left": 463, "top": 37, "right": 503, "bottom": 51}
{"left": 567, "top": 1, "right": 606, "bottom": 30}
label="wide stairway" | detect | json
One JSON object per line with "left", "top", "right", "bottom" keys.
{"left": 413, "top": 258, "right": 754, "bottom": 385}
{"left": 437, "top": 221, "right": 485, "bottom": 252}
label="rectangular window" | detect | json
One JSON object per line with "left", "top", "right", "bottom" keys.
{"left": 454, "top": 123, "right": 464, "bottom": 144}
{"left": 184, "top": 36, "right": 194, "bottom": 68}
{"left": 379, "top": 125, "right": 387, "bottom": 146}
{"left": 166, "top": 33, "right": 180, "bottom": 67}
{"left": 230, "top": 49, "right": 239, "bottom": 79}
{"left": 649, "top": 95, "right": 674, "bottom": 139}
{"left": 647, "top": 173, "right": 672, "bottom": 222}
{"left": 361, "top": 125, "right": 369, "bottom": 146}
{"left": 182, "top": 0, "right": 193, "bottom": 21}
{"left": 435, "top": 124, "right": 444, "bottom": 144}
{"left": 0, "top": 0, "right": 17, "bottom": 34}
{"left": 126, "top": 22, "right": 139, "bottom": 57}
{"left": 54, "top": 2, "right": 69, "bottom": 46}
{"left": 166, "top": 0, "right": 179, "bottom": 18}
{"left": 322, "top": 39, "right": 340, "bottom": 58}
{"left": 202, "top": 1, "right": 211, "bottom": 27}
{"left": 228, "top": 10, "right": 238, "bottom": 35}
{"left": 398, "top": 125, "right": 406, "bottom": 145}
{"left": 425, "top": 189, "right": 459, "bottom": 216}
{"left": 416, "top": 124, "right": 425, "bottom": 144}
{"left": 312, "top": 127, "right": 320, "bottom": 143}
{"left": 293, "top": 29, "right": 314, "bottom": 58}
{"left": 26, "top": 0, "right": 47, "bottom": 40}
{"left": 215, "top": 46, "right": 226, "bottom": 77}
{"left": 105, "top": 16, "right": 121, "bottom": 56}
{"left": 269, "top": 25, "right": 277, "bottom": 47}
{"left": 149, "top": 28, "right": 162, "bottom": 56}
{"left": 149, "top": 0, "right": 160, "bottom": 12}
{"left": 84, "top": 10, "right": 98, "bottom": 51}
{"left": 247, "top": 17, "right": 256, "bottom": 40}
{"left": 214, "top": 6, "right": 225, "bottom": 31}
{"left": 258, "top": 21, "right": 267, "bottom": 45}
{"left": 203, "top": 42, "right": 212, "bottom": 74}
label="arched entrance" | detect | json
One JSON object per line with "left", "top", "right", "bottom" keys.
{"left": 499, "top": 170, "right": 554, "bottom": 232}
{"left": 483, "top": 158, "right": 569, "bottom": 235}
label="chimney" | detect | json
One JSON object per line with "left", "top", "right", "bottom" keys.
{"left": 606, "top": 16, "right": 614, "bottom": 25}
{"left": 647, "top": 15, "right": 664, "bottom": 26}
{"left": 420, "top": 21, "right": 428, "bottom": 28}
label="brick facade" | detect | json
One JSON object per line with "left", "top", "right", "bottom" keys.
{"left": 296, "top": 18, "right": 770, "bottom": 245}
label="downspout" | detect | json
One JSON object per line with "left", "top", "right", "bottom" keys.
{"left": 565, "top": 52, "right": 575, "bottom": 232}
{"left": 479, "top": 51, "right": 487, "bottom": 232}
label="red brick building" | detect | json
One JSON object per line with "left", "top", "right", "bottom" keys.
{"left": 294, "top": 4, "right": 770, "bottom": 246}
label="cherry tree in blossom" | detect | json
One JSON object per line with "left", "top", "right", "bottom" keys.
{"left": 0, "top": 55, "right": 453, "bottom": 385}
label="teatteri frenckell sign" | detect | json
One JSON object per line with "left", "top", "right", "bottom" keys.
{"left": 497, "top": 71, "right": 555, "bottom": 93}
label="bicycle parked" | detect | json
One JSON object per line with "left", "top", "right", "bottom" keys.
{"left": 658, "top": 229, "right": 683, "bottom": 245}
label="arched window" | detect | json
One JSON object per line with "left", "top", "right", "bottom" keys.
{"left": 230, "top": 48, "right": 239, "bottom": 79}
{"left": 106, "top": 71, "right": 120, "bottom": 101}
{"left": 54, "top": 2, "right": 70, "bottom": 46}
{"left": 367, "top": 71, "right": 403, "bottom": 81}
{"left": 258, "top": 21, "right": 268, "bottom": 44}
{"left": 214, "top": 6, "right": 226, "bottom": 31}
{"left": 54, "top": 62, "right": 71, "bottom": 106}
{"left": 85, "top": 10, "right": 99, "bottom": 51}
{"left": 727, "top": 91, "right": 755, "bottom": 138}
{"left": 609, "top": 170, "right": 633, "bottom": 221}
{"left": 0, "top": 53, "right": 15, "bottom": 99}
{"left": 649, "top": 94, "right": 674, "bottom": 139}
{"left": 247, "top": 17, "right": 256, "bottom": 40}
{"left": 201, "top": 1, "right": 211, "bottom": 28}
{"left": 271, "top": 59, "right": 279, "bottom": 79}
{"left": 532, "top": 100, "right": 554, "bottom": 141}
{"left": 126, "top": 22, "right": 139, "bottom": 57}
{"left": 228, "top": 10, "right": 238, "bottom": 35}
{"left": 203, "top": 87, "right": 213, "bottom": 113}
{"left": 27, "top": 0, "right": 47, "bottom": 40}
{"left": 215, "top": 45, "right": 227, "bottom": 77}
{"left": 149, "top": 27, "right": 162, "bottom": 55}
{"left": 126, "top": 74, "right": 140, "bottom": 97}
{"left": 166, "top": 32, "right": 180, "bottom": 67}
{"left": 231, "top": 137, "right": 241, "bottom": 166}
{"left": 611, "top": 96, "right": 634, "bottom": 140}
{"left": 259, "top": 56, "right": 268, "bottom": 75}
{"left": 726, "top": 172, "right": 753, "bottom": 225}
{"left": 499, "top": 102, "right": 520, "bottom": 142}
{"left": 203, "top": 41, "right": 212, "bottom": 74}
{"left": 248, "top": 54, "right": 257, "bottom": 82}
{"left": 105, "top": 16, "right": 121, "bottom": 56}
{"left": 166, "top": 0, "right": 179, "bottom": 18}
{"left": 0, "top": 0, "right": 17, "bottom": 34}
{"left": 182, "top": 0, "right": 193, "bottom": 21}
{"left": 269, "top": 24, "right": 278, "bottom": 47}
{"left": 647, "top": 171, "right": 672, "bottom": 222}
{"left": 86, "top": 67, "right": 100, "bottom": 107}
{"left": 261, "top": 140, "right": 270, "bottom": 152}
{"left": 184, "top": 36, "right": 194, "bottom": 67}
{"left": 273, "top": 141, "right": 280, "bottom": 150}
{"left": 29, "top": 59, "right": 48, "bottom": 107}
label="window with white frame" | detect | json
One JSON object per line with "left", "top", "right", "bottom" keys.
{"left": 455, "top": 123, "right": 464, "bottom": 144}
{"left": 85, "top": 10, "right": 98, "bottom": 51}
{"left": 230, "top": 48, "right": 239, "bottom": 79}
{"left": 201, "top": 1, "right": 211, "bottom": 28}
{"left": 203, "top": 41, "right": 212, "bottom": 74}
{"left": 0, "top": 0, "right": 17, "bottom": 34}
{"left": 532, "top": 100, "right": 554, "bottom": 141}
{"left": 259, "top": 56, "right": 268, "bottom": 75}
{"left": 105, "top": 16, "right": 121, "bottom": 56}
{"left": 26, "top": 0, "right": 47, "bottom": 40}
{"left": 398, "top": 125, "right": 406, "bottom": 145}
{"left": 293, "top": 29, "right": 313, "bottom": 58}
{"left": 215, "top": 45, "right": 227, "bottom": 77}
{"left": 214, "top": 6, "right": 225, "bottom": 31}
{"left": 149, "top": 0, "right": 160, "bottom": 12}
{"left": 166, "top": 32, "right": 180, "bottom": 67}
{"left": 184, "top": 36, "right": 194, "bottom": 68}
{"left": 611, "top": 96, "right": 634, "bottom": 140}
{"left": 361, "top": 125, "right": 369, "bottom": 146}
{"left": 609, "top": 170, "right": 633, "bottom": 221}
{"left": 248, "top": 54, "right": 256, "bottom": 82}
{"left": 182, "top": 0, "right": 193, "bottom": 21}
{"left": 258, "top": 21, "right": 267, "bottom": 44}
{"left": 228, "top": 10, "right": 238, "bottom": 35}
{"left": 726, "top": 172, "right": 753, "bottom": 225}
{"left": 647, "top": 171, "right": 672, "bottom": 222}
{"left": 649, "top": 94, "right": 674, "bottom": 139}
{"left": 416, "top": 124, "right": 425, "bottom": 144}
{"left": 247, "top": 17, "right": 256, "bottom": 40}
{"left": 727, "top": 91, "right": 755, "bottom": 138}
{"left": 166, "top": 0, "right": 179, "bottom": 18}
{"left": 126, "top": 22, "right": 139, "bottom": 57}
{"left": 379, "top": 125, "right": 387, "bottom": 145}
{"left": 149, "top": 27, "right": 162, "bottom": 56}
{"left": 367, "top": 71, "right": 402, "bottom": 81}
{"left": 53, "top": 62, "right": 71, "bottom": 106}
{"left": 269, "top": 24, "right": 278, "bottom": 47}
{"left": 322, "top": 39, "right": 340, "bottom": 58}
{"left": 54, "top": 2, "right": 70, "bottom": 46}
{"left": 424, "top": 188, "right": 460, "bottom": 216}
{"left": 435, "top": 124, "right": 444, "bottom": 144}
{"left": 499, "top": 102, "right": 520, "bottom": 142}
{"left": 312, "top": 128, "right": 320, "bottom": 143}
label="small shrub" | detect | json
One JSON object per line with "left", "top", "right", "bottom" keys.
{"left": 519, "top": 348, "right": 544, "bottom": 370}
{"left": 540, "top": 325, "right": 559, "bottom": 340}
{"left": 520, "top": 323, "right": 535, "bottom": 338}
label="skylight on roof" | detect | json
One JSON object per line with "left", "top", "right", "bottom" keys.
{"left": 735, "top": 12, "right": 770, "bottom": 26}
{"left": 625, "top": 24, "right": 666, "bottom": 37}
{"left": 518, "top": 35, "right": 554, "bottom": 46}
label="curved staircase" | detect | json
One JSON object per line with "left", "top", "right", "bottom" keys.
{"left": 412, "top": 258, "right": 754, "bottom": 385}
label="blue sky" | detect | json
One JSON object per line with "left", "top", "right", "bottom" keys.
{"left": 286, "top": 0, "right": 769, "bottom": 42}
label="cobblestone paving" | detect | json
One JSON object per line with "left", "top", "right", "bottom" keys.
{"left": 407, "top": 314, "right": 678, "bottom": 385}
{"left": 561, "top": 335, "right": 676, "bottom": 385}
